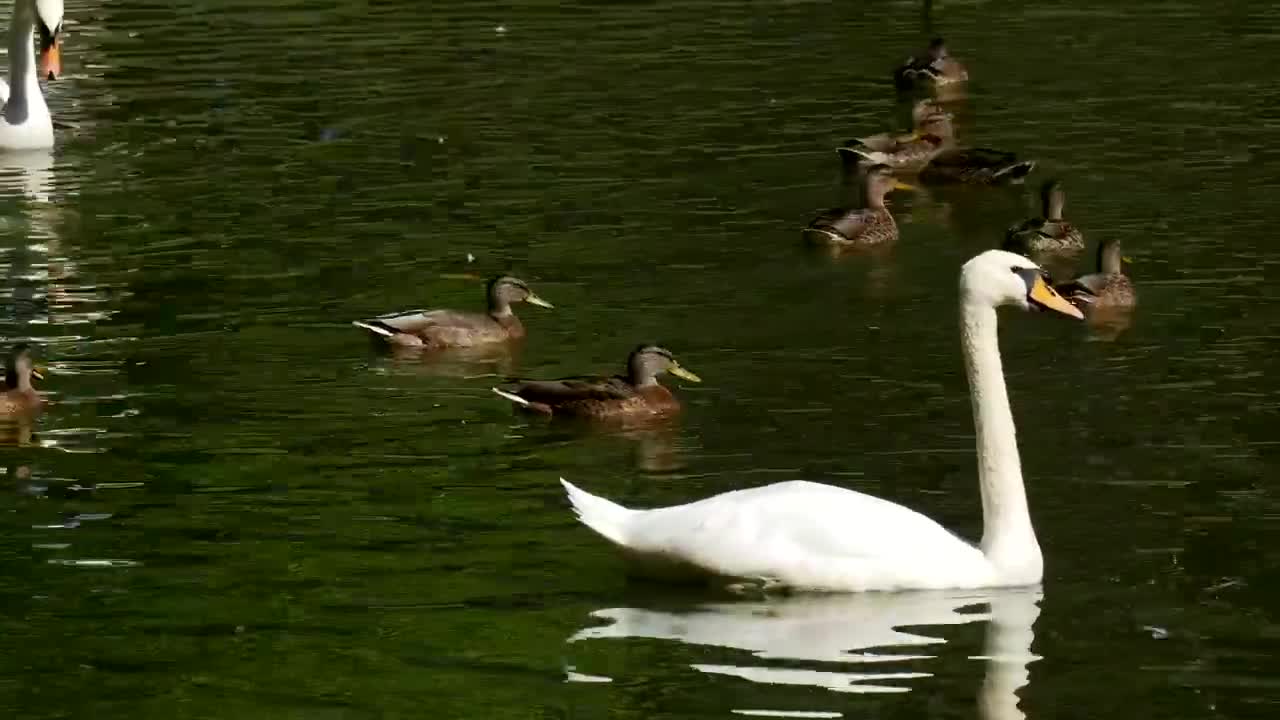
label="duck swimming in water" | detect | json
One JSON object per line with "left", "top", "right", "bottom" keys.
{"left": 492, "top": 345, "right": 700, "bottom": 419}
{"left": 352, "top": 275, "right": 553, "bottom": 350}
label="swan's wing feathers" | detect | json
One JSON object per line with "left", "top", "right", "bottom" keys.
{"left": 626, "top": 481, "right": 981, "bottom": 589}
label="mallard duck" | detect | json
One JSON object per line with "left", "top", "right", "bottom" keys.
{"left": 352, "top": 275, "right": 552, "bottom": 349}
{"left": 0, "top": 344, "right": 45, "bottom": 416}
{"left": 803, "top": 165, "right": 914, "bottom": 248}
{"left": 844, "top": 101, "right": 1033, "bottom": 185}
{"left": 919, "top": 146, "right": 1035, "bottom": 186}
{"left": 491, "top": 345, "right": 700, "bottom": 419}
{"left": 1055, "top": 239, "right": 1136, "bottom": 310}
{"left": 1004, "top": 180, "right": 1084, "bottom": 253}
{"left": 839, "top": 100, "right": 954, "bottom": 172}
{"left": 558, "top": 250, "right": 1084, "bottom": 593}
{"left": 894, "top": 38, "right": 968, "bottom": 92}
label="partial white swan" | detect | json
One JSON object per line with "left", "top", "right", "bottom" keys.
{"left": 559, "top": 250, "right": 1083, "bottom": 592}
{"left": 0, "top": 0, "right": 63, "bottom": 150}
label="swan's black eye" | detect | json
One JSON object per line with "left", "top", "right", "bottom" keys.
{"left": 1010, "top": 266, "right": 1050, "bottom": 282}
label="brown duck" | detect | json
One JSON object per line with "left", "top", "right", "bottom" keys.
{"left": 1004, "top": 180, "right": 1085, "bottom": 254}
{"left": 839, "top": 100, "right": 954, "bottom": 173}
{"left": 804, "top": 164, "right": 914, "bottom": 248}
{"left": 491, "top": 345, "right": 701, "bottom": 419}
{"left": 0, "top": 344, "right": 45, "bottom": 417}
{"left": 1055, "top": 239, "right": 1136, "bottom": 310}
{"left": 352, "top": 275, "right": 552, "bottom": 349}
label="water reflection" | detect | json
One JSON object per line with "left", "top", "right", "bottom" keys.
{"left": 373, "top": 342, "right": 521, "bottom": 379}
{"left": 569, "top": 588, "right": 1040, "bottom": 718}
{"left": 0, "top": 149, "right": 54, "bottom": 202}
{"left": 0, "top": 417, "right": 36, "bottom": 446}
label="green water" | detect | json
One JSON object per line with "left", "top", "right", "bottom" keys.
{"left": 2, "top": 0, "right": 1278, "bottom": 717}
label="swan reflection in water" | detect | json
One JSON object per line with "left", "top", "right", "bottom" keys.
{"left": 568, "top": 588, "right": 1040, "bottom": 719}
{"left": 0, "top": 148, "right": 54, "bottom": 203}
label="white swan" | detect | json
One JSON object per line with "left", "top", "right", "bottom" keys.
{"left": 559, "top": 249, "right": 1084, "bottom": 592}
{"left": 0, "top": 0, "right": 63, "bottom": 150}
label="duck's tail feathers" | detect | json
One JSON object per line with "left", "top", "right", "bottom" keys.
{"left": 561, "top": 477, "right": 632, "bottom": 546}
{"left": 352, "top": 320, "right": 395, "bottom": 337}
{"left": 996, "top": 161, "right": 1036, "bottom": 182}
{"left": 837, "top": 146, "right": 884, "bottom": 164}
{"left": 801, "top": 227, "right": 842, "bottom": 245}
{"left": 491, "top": 387, "right": 530, "bottom": 406}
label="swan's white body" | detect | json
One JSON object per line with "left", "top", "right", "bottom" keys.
{"left": 561, "top": 250, "right": 1081, "bottom": 592}
{"left": 0, "top": 0, "right": 62, "bottom": 150}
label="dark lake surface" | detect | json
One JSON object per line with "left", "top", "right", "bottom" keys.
{"left": 2, "top": 0, "right": 1278, "bottom": 717}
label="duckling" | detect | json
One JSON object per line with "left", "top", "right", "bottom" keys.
{"left": 352, "top": 275, "right": 552, "bottom": 349}
{"left": 839, "top": 100, "right": 955, "bottom": 173}
{"left": 0, "top": 344, "right": 45, "bottom": 416}
{"left": 1055, "top": 239, "right": 1136, "bottom": 310}
{"left": 803, "top": 165, "right": 914, "bottom": 248}
{"left": 491, "top": 345, "right": 700, "bottom": 419}
{"left": 894, "top": 38, "right": 969, "bottom": 92}
{"left": 1004, "top": 180, "right": 1085, "bottom": 253}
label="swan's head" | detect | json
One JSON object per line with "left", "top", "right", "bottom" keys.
{"left": 34, "top": 0, "right": 64, "bottom": 80}
{"left": 960, "top": 250, "right": 1083, "bottom": 319}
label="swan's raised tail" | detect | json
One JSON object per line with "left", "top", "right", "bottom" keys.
{"left": 561, "top": 478, "right": 633, "bottom": 546}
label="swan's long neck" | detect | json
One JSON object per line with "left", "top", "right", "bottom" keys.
{"left": 960, "top": 299, "right": 1042, "bottom": 579}
{"left": 4, "top": 0, "right": 45, "bottom": 124}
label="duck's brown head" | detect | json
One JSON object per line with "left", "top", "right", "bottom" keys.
{"left": 911, "top": 99, "right": 954, "bottom": 140}
{"left": 488, "top": 276, "right": 553, "bottom": 314}
{"left": 628, "top": 345, "right": 701, "bottom": 387}
{"left": 1097, "top": 239, "right": 1125, "bottom": 275}
{"left": 4, "top": 343, "right": 45, "bottom": 390}
{"left": 1040, "top": 179, "right": 1067, "bottom": 221}
{"left": 862, "top": 164, "right": 914, "bottom": 209}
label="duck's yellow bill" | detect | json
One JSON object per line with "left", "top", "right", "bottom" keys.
{"left": 892, "top": 181, "right": 916, "bottom": 191}
{"left": 669, "top": 364, "right": 701, "bottom": 383}
{"left": 1028, "top": 275, "right": 1083, "bottom": 319}
{"left": 32, "top": 367, "right": 46, "bottom": 380}
{"left": 526, "top": 293, "right": 553, "bottom": 309}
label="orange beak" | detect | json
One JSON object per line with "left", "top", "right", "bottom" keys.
{"left": 39, "top": 39, "right": 61, "bottom": 81}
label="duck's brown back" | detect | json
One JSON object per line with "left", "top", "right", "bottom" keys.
{"left": 416, "top": 310, "right": 523, "bottom": 348}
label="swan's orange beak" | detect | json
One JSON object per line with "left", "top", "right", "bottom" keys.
{"left": 39, "top": 40, "right": 60, "bottom": 81}
{"left": 1028, "top": 274, "right": 1083, "bottom": 319}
